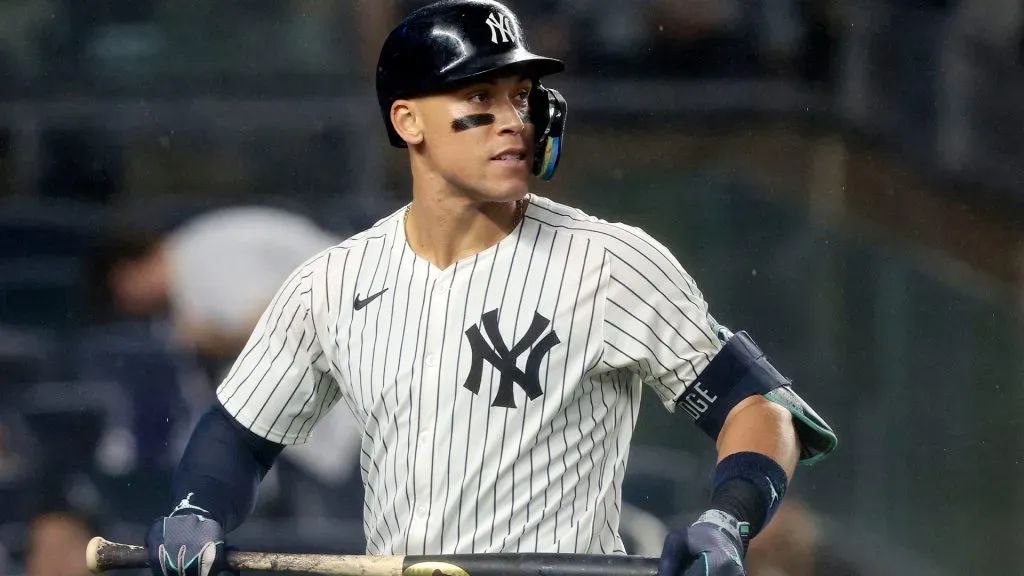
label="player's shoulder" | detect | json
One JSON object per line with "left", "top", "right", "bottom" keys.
{"left": 526, "top": 194, "right": 671, "bottom": 257}
{"left": 290, "top": 207, "right": 404, "bottom": 278}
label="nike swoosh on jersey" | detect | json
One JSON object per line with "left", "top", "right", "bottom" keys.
{"left": 354, "top": 288, "right": 389, "bottom": 310}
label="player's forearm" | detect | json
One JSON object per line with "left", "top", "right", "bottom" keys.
{"left": 681, "top": 395, "right": 799, "bottom": 549}
{"left": 715, "top": 395, "right": 799, "bottom": 478}
{"left": 171, "top": 403, "right": 284, "bottom": 531}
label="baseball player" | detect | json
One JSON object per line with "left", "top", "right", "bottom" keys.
{"left": 144, "top": 2, "right": 837, "bottom": 576}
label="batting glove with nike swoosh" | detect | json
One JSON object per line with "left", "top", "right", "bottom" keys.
{"left": 658, "top": 509, "right": 747, "bottom": 576}
{"left": 145, "top": 513, "right": 230, "bottom": 576}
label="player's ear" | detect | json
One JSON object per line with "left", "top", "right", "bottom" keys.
{"left": 390, "top": 99, "right": 424, "bottom": 146}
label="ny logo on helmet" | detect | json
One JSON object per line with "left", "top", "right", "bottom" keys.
{"left": 485, "top": 11, "right": 516, "bottom": 44}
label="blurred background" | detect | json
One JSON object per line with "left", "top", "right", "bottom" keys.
{"left": 2, "top": 0, "right": 1024, "bottom": 575}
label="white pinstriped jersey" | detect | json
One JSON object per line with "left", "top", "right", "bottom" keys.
{"left": 216, "top": 194, "right": 724, "bottom": 555}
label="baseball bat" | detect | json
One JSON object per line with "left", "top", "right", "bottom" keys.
{"left": 86, "top": 537, "right": 660, "bottom": 576}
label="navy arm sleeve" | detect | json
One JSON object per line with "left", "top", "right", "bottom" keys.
{"left": 170, "top": 401, "right": 285, "bottom": 531}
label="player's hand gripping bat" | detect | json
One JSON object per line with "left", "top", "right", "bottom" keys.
{"left": 88, "top": 537, "right": 661, "bottom": 576}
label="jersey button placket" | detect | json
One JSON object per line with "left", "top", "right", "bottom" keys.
{"left": 410, "top": 274, "right": 447, "bottom": 535}
{"left": 417, "top": 327, "right": 440, "bottom": 492}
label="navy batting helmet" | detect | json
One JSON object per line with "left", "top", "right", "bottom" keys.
{"left": 376, "top": 0, "right": 567, "bottom": 181}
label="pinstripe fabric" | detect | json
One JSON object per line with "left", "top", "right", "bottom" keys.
{"left": 216, "top": 194, "right": 722, "bottom": 555}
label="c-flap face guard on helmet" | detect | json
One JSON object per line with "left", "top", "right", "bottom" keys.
{"left": 528, "top": 82, "right": 566, "bottom": 181}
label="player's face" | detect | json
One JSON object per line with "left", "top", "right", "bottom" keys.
{"left": 25, "top": 516, "right": 92, "bottom": 576}
{"left": 110, "top": 256, "right": 168, "bottom": 315}
{"left": 417, "top": 74, "right": 535, "bottom": 202}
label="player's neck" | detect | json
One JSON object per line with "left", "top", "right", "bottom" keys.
{"left": 404, "top": 190, "right": 524, "bottom": 270}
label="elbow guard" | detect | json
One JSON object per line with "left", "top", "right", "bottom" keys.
{"left": 676, "top": 330, "right": 838, "bottom": 465}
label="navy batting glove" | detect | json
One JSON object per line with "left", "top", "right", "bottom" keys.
{"left": 658, "top": 510, "right": 747, "bottom": 576}
{"left": 145, "top": 514, "right": 229, "bottom": 576}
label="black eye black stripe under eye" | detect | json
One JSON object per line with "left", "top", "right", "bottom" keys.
{"left": 451, "top": 114, "right": 496, "bottom": 132}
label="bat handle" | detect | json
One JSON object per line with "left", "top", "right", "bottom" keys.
{"left": 87, "top": 537, "right": 150, "bottom": 573}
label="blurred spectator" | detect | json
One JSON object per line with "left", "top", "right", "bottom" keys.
{"left": 22, "top": 508, "right": 97, "bottom": 576}
{"left": 746, "top": 499, "right": 871, "bottom": 576}
{"left": 87, "top": 206, "right": 344, "bottom": 377}
{"left": 85, "top": 206, "right": 362, "bottom": 517}
{"left": 746, "top": 499, "right": 820, "bottom": 576}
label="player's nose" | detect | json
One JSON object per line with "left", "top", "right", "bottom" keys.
{"left": 495, "top": 100, "right": 526, "bottom": 136}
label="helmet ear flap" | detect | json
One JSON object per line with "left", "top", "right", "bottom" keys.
{"left": 529, "top": 84, "right": 567, "bottom": 181}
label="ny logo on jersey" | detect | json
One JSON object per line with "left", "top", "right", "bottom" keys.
{"left": 485, "top": 11, "right": 516, "bottom": 44}
{"left": 463, "top": 309, "right": 560, "bottom": 408}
